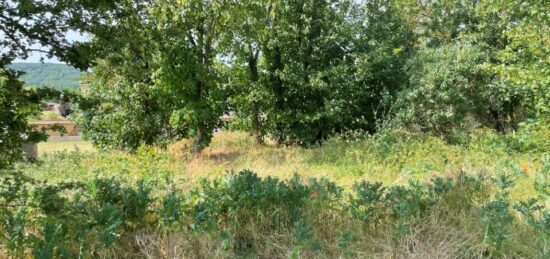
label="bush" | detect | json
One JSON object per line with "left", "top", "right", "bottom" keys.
{"left": 1, "top": 168, "right": 548, "bottom": 257}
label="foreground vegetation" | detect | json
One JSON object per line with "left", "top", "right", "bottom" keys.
{"left": 3, "top": 127, "right": 549, "bottom": 258}
{"left": 2, "top": 165, "right": 548, "bottom": 258}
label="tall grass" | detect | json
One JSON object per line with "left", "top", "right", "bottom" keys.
{"left": 21, "top": 125, "right": 549, "bottom": 199}
{"left": 6, "top": 125, "right": 547, "bottom": 257}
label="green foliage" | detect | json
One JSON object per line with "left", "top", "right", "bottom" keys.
{"left": 160, "top": 186, "right": 184, "bottom": 227}
{"left": 149, "top": 0, "right": 230, "bottom": 152}
{"left": 0, "top": 0, "right": 125, "bottom": 69}
{"left": 392, "top": 0, "right": 549, "bottom": 135}
{"left": 262, "top": 0, "right": 346, "bottom": 144}
{"left": 292, "top": 219, "right": 322, "bottom": 251}
{"left": 0, "top": 170, "right": 154, "bottom": 257}
{"left": 394, "top": 43, "right": 490, "bottom": 134}
{"left": 76, "top": 0, "right": 230, "bottom": 152}
{"left": 260, "top": 0, "right": 414, "bottom": 145}
{"left": 2, "top": 167, "right": 547, "bottom": 257}
{"left": 66, "top": 0, "right": 548, "bottom": 151}
{"left": 349, "top": 174, "right": 488, "bottom": 237}
{"left": 185, "top": 171, "right": 310, "bottom": 232}
{"left": 0, "top": 68, "right": 66, "bottom": 168}
{"left": 73, "top": 42, "right": 176, "bottom": 150}
{"left": 479, "top": 198, "right": 514, "bottom": 252}
{"left": 0, "top": 0, "right": 122, "bottom": 167}
{"left": 72, "top": 2, "right": 177, "bottom": 151}
{"left": 514, "top": 155, "right": 550, "bottom": 256}
{"left": 221, "top": 0, "right": 270, "bottom": 143}
{"left": 481, "top": 0, "right": 550, "bottom": 117}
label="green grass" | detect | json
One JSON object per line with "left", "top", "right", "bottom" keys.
{"left": 21, "top": 126, "right": 549, "bottom": 201}
{"left": 41, "top": 111, "right": 63, "bottom": 120}
{"left": 37, "top": 139, "right": 95, "bottom": 156}
{"left": 7, "top": 127, "right": 550, "bottom": 258}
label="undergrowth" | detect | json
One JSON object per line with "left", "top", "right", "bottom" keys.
{"left": 1, "top": 161, "right": 549, "bottom": 258}
{"left": 5, "top": 126, "right": 548, "bottom": 258}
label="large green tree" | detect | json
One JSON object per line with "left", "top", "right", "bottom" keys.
{"left": 481, "top": 0, "right": 550, "bottom": 118}
{"left": 150, "top": 0, "right": 230, "bottom": 153}
{"left": 260, "top": 0, "right": 413, "bottom": 145}
{"left": 72, "top": 0, "right": 175, "bottom": 150}
{"left": 334, "top": 0, "right": 414, "bottom": 133}
{"left": 222, "top": 0, "right": 271, "bottom": 144}
{"left": 393, "top": 0, "right": 549, "bottom": 134}
{"left": 261, "top": 0, "right": 356, "bottom": 145}
{"left": 75, "top": 0, "right": 231, "bottom": 152}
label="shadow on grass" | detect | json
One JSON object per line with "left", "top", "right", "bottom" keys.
{"left": 207, "top": 151, "right": 241, "bottom": 162}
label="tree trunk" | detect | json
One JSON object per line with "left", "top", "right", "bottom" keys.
{"left": 192, "top": 125, "right": 203, "bottom": 154}
{"left": 248, "top": 48, "right": 263, "bottom": 144}
{"left": 489, "top": 107, "right": 504, "bottom": 133}
{"left": 251, "top": 102, "right": 262, "bottom": 144}
{"left": 193, "top": 67, "right": 205, "bottom": 153}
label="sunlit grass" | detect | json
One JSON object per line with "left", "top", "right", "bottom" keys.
{"left": 37, "top": 139, "right": 95, "bottom": 156}
{"left": 24, "top": 129, "right": 547, "bottom": 202}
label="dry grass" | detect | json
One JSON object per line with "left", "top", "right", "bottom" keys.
{"left": 12, "top": 129, "right": 546, "bottom": 258}
{"left": 29, "top": 130, "right": 544, "bottom": 200}
{"left": 115, "top": 203, "right": 538, "bottom": 259}
{"left": 163, "top": 131, "right": 542, "bottom": 200}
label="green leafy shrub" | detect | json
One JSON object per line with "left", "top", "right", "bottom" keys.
{"left": 184, "top": 171, "right": 311, "bottom": 234}
{"left": 0, "top": 168, "right": 547, "bottom": 257}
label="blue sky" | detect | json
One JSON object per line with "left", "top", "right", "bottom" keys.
{"left": 13, "top": 31, "right": 88, "bottom": 64}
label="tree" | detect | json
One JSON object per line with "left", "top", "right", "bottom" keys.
{"left": 392, "top": 0, "right": 549, "bottom": 134}
{"left": 72, "top": 1, "right": 177, "bottom": 150}
{"left": 1, "top": 69, "right": 38, "bottom": 168}
{"left": 393, "top": 43, "right": 490, "bottom": 135}
{"left": 74, "top": 58, "right": 177, "bottom": 150}
{"left": 481, "top": 0, "right": 550, "bottom": 118}
{"left": 0, "top": 0, "right": 122, "bottom": 68}
{"left": 333, "top": 0, "right": 414, "bottom": 133}
{"left": 222, "top": 0, "right": 271, "bottom": 144}
{"left": 74, "top": 0, "right": 232, "bottom": 153}
{"left": 258, "top": 0, "right": 414, "bottom": 145}
{"left": 260, "top": 0, "right": 356, "bottom": 145}
{"left": 150, "top": 0, "right": 230, "bottom": 153}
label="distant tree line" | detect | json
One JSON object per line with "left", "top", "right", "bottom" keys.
{"left": 8, "top": 63, "right": 83, "bottom": 90}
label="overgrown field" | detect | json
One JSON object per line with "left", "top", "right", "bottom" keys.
{"left": 2, "top": 126, "right": 549, "bottom": 258}
{"left": 1, "top": 0, "right": 549, "bottom": 258}
{"left": 26, "top": 124, "right": 550, "bottom": 199}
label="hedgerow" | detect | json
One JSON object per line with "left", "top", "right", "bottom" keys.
{"left": 1, "top": 161, "right": 548, "bottom": 258}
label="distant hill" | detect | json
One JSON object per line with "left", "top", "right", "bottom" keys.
{"left": 9, "top": 63, "right": 83, "bottom": 90}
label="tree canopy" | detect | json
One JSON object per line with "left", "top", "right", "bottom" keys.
{"left": 2, "top": 0, "right": 548, "bottom": 155}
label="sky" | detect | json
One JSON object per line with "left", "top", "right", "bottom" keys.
{"left": 13, "top": 31, "right": 89, "bottom": 64}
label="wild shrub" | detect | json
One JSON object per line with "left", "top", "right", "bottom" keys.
{"left": 514, "top": 156, "right": 550, "bottom": 256}
{"left": 0, "top": 171, "right": 156, "bottom": 257}
{"left": 159, "top": 185, "right": 184, "bottom": 227}
{"left": 0, "top": 168, "right": 548, "bottom": 257}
